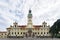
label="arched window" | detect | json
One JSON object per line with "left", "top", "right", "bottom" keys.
{"left": 18, "top": 32, "right": 19, "bottom": 34}
{"left": 15, "top": 25, "right": 16, "bottom": 27}
{"left": 41, "top": 32, "right": 43, "bottom": 34}
{"left": 38, "top": 32, "right": 39, "bottom": 34}
{"left": 15, "top": 32, "right": 16, "bottom": 34}
{"left": 44, "top": 32, "right": 45, "bottom": 34}
{"left": 21, "top": 32, "right": 22, "bottom": 34}
{"left": 12, "top": 32, "right": 13, "bottom": 34}
{"left": 44, "top": 25, "right": 45, "bottom": 27}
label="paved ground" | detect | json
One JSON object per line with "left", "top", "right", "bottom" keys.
{"left": 0, "top": 37, "right": 60, "bottom": 40}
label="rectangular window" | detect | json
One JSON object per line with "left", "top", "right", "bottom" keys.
{"left": 38, "top": 32, "right": 39, "bottom": 34}
{"left": 41, "top": 32, "right": 42, "bottom": 34}
{"left": 21, "top": 32, "right": 22, "bottom": 34}
{"left": 12, "top": 32, "right": 13, "bottom": 34}
{"left": 44, "top": 32, "right": 45, "bottom": 34}
{"left": 15, "top": 32, "right": 16, "bottom": 34}
{"left": 47, "top": 32, "right": 48, "bottom": 34}
{"left": 23, "top": 32, "right": 25, "bottom": 34}
{"left": 5, "top": 33, "right": 6, "bottom": 35}
{"left": 15, "top": 25, "right": 16, "bottom": 27}
{"left": 44, "top": 25, "right": 45, "bottom": 27}
{"left": 18, "top": 32, "right": 19, "bottom": 34}
{"left": 35, "top": 32, "right": 37, "bottom": 34}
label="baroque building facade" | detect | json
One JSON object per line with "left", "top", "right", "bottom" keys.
{"left": 0, "top": 10, "right": 51, "bottom": 38}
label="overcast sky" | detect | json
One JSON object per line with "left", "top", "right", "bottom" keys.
{"left": 0, "top": 0, "right": 60, "bottom": 31}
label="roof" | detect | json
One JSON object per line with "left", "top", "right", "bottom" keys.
{"left": 33, "top": 25, "right": 42, "bottom": 27}
{"left": 6, "top": 25, "right": 43, "bottom": 29}
{"left": 0, "top": 32, "right": 7, "bottom": 33}
{"left": 18, "top": 25, "right": 42, "bottom": 27}
{"left": 7, "top": 28, "right": 11, "bottom": 29}
{"left": 18, "top": 25, "right": 26, "bottom": 27}
{"left": 42, "top": 21, "right": 47, "bottom": 24}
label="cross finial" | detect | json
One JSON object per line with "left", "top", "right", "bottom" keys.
{"left": 29, "top": 10, "right": 31, "bottom": 13}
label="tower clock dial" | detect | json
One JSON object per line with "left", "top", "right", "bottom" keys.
{"left": 29, "top": 25, "right": 32, "bottom": 28}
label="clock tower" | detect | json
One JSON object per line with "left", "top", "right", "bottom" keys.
{"left": 27, "top": 10, "right": 33, "bottom": 28}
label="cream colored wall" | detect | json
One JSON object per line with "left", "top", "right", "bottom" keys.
{"left": 6, "top": 21, "right": 51, "bottom": 37}
{"left": 0, "top": 32, "right": 7, "bottom": 38}
{"left": 7, "top": 26, "right": 51, "bottom": 37}
{"left": 31, "top": 27, "right": 51, "bottom": 37}
{"left": 7, "top": 27, "right": 28, "bottom": 37}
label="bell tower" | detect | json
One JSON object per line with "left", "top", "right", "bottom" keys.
{"left": 27, "top": 10, "right": 33, "bottom": 28}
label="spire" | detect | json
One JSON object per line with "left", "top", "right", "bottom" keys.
{"left": 29, "top": 7, "right": 31, "bottom": 13}
{"left": 42, "top": 21, "right": 47, "bottom": 24}
{"left": 29, "top": 10, "right": 31, "bottom": 13}
{"left": 28, "top": 9, "right": 32, "bottom": 18}
{"left": 27, "top": 9, "right": 33, "bottom": 28}
{"left": 13, "top": 21, "right": 18, "bottom": 25}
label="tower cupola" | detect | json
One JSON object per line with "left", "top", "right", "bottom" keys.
{"left": 28, "top": 10, "right": 32, "bottom": 18}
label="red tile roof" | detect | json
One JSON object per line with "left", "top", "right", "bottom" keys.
{"left": 0, "top": 32, "right": 7, "bottom": 33}
{"left": 18, "top": 25, "right": 42, "bottom": 27}
{"left": 18, "top": 25, "right": 26, "bottom": 27}
{"left": 6, "top": 25, "right": 43, "bottom": 28}
{"left": 33, "top": 25, "right": 42, "bottom": 27}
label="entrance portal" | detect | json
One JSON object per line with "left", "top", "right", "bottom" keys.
{"left": 28, "top": 29, "right": 32, "bottom": 37}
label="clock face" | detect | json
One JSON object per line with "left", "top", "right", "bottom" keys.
{"left": 29, "top": 25, "right": 31, "bottom": 28}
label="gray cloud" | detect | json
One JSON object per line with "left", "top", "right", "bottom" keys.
{"left": 0, "top": 0, "right": 60, "bottom": 31}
